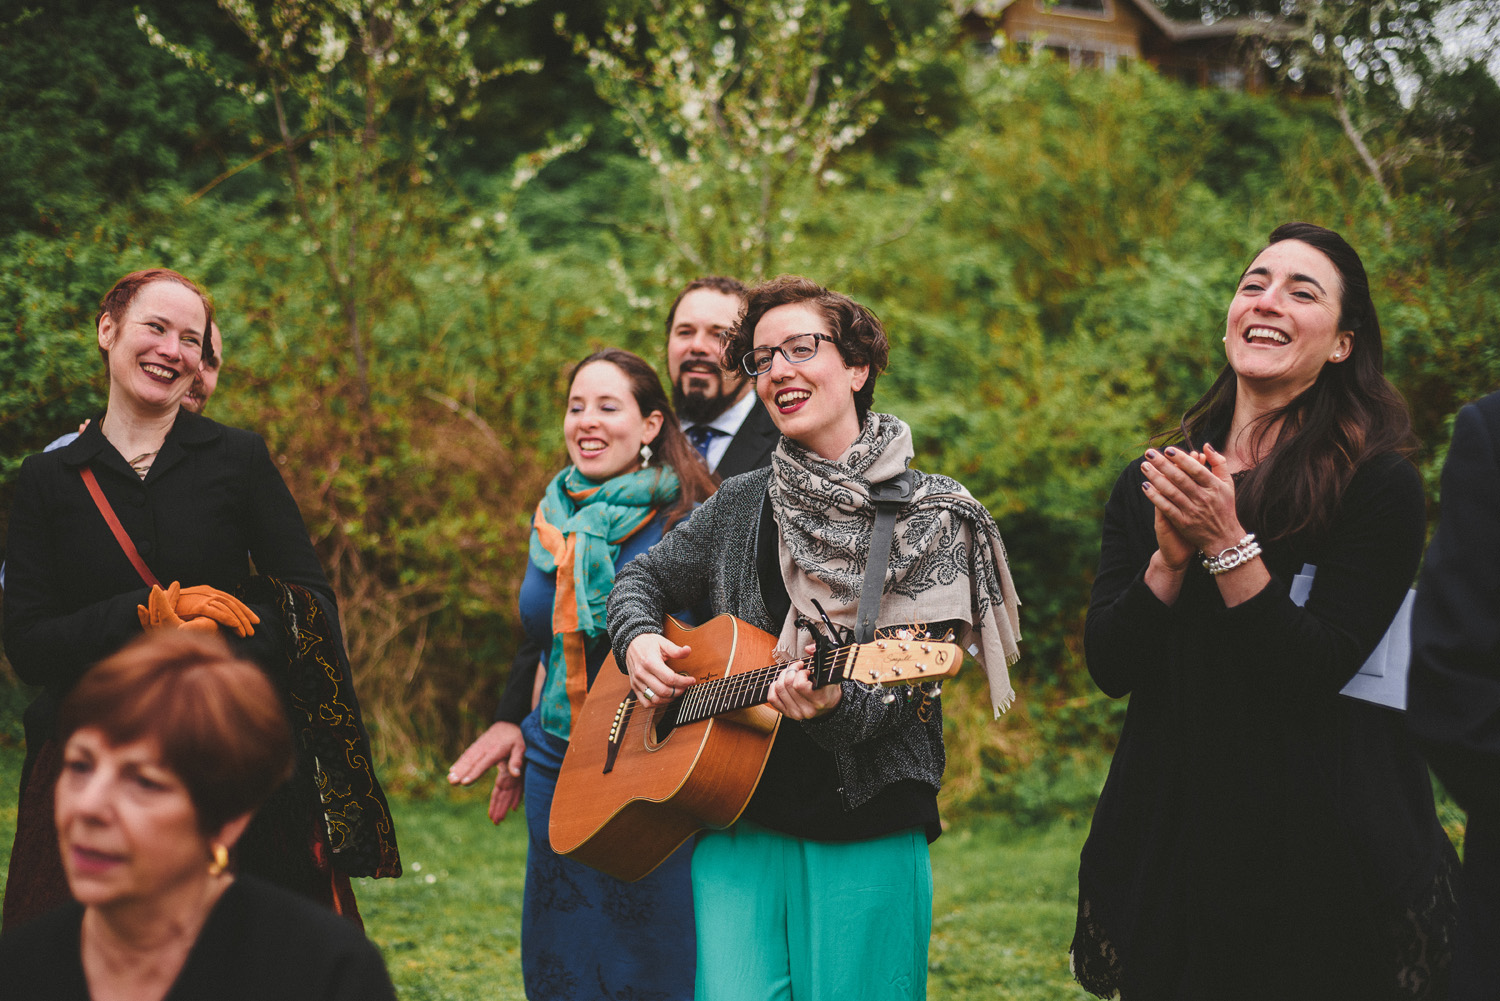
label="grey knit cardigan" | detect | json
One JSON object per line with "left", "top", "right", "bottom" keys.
{"left": 606, "top": 467, "right": 946, "bottom": 812}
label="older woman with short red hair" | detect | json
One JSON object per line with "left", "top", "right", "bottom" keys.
{"left": 0, "top": 631, "right": 397, "bottom": 1000}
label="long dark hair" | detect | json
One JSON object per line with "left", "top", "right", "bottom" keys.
{"left": 1173, "top": 222, "right": 1416, "bottom": 541}
{"left": 567, "top": 349, "right": 717, "bottom": 529}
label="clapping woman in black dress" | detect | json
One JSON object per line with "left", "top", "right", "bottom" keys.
{"left": 1071, "top": 223, "right": 1458, "bottom": 1000}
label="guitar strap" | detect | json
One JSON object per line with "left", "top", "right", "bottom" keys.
{"left": 79, "top": 466, "right": 161, "bottom": 587}
{"left": 854, "top": 470, "right": 915, "bottom": 644}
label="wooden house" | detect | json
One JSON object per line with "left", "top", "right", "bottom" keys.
{"left": 961, "top": 0, "right": 1280, "bottom": 90}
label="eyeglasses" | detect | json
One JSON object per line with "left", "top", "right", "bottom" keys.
{"left": 741, "top": 333, "right": 837, "bottom": 376}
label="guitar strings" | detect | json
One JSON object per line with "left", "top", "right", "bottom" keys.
{"left": 616, "top": 630, "right": 949, "bottom": 738}
{"left": 672, "top": 644, "right": 858, "bottom": 725}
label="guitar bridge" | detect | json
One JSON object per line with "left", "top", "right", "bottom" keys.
{"left": 602, "top": 696, "right": 634, "bottom": 774}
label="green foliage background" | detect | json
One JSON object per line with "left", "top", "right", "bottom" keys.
{"left": 2, "top": 0, "right": 1497, "bottom": 815}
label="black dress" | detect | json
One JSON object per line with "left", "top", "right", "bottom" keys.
{"left": 0, "top": 875, "right": 396, "bottom": 1000}
{"left": 1071, "top": 452, "right": 1458, "bottom": 1001}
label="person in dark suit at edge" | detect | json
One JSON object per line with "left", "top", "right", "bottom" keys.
{"left": 1408, "top": 389, "right": 1500, "bottom": 1001}
{"left": 448, "top": 276, "right": 780, "bottom": 809}
{"left": 665, "top": 276, "right": 779, "bottom": 479}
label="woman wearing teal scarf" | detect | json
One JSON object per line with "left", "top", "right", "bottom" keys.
{"left": 451, "top": 349, "right": 716, "bottom": 1000}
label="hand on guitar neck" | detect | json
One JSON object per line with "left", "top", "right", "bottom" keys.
{"left": 767, "top": 642, "right": 842, "bottom": 719}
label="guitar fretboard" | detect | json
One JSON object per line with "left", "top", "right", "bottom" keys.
{"left": 671, "top": 645, "right": 858, "bottom": 725}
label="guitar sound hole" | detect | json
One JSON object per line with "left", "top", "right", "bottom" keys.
{"left": 650, "top": 703, "right": 682, "bottom": 745}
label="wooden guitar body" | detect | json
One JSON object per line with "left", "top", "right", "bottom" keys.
{"left": 549, "top": 614, "right": 782, "bottom": 882}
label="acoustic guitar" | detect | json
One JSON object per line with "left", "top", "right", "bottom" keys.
{"left": 549, "top": 613, "right": 964, "bottom": 881}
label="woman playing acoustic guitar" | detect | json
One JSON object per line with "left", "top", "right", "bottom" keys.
{"left": 608, "top": 276, "right": 1022, "bottom": 1001}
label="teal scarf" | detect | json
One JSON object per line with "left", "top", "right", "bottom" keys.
{"left": 530, "top": 465, "right": 679, "bottom": 739}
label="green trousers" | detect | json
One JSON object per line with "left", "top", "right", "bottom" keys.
{"left": 691, "top": 820, "right": 933, "bottom": 1000}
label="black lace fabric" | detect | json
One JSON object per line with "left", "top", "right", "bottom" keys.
{"left": 1388, "top": 847, "right": 1459, "bottom": 1001}
{"left": 1069, "top": 850, "right": 1459, "bottom": 1001}
{"left": 1070, "top": 897, "right": 1123, "bottom": 999}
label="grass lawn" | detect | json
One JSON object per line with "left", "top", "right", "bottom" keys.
{"left": 0, "top": 740, "right": 1095, "bottom": 999}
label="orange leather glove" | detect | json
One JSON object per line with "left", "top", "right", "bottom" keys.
{"left": 136, "top": 582, "right": 215, "bottom": 633}
{"left": 176, "top": 585, "right": 259, "bottom": 638}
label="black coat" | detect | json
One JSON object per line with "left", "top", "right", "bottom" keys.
{"left": 3, "top": 410, "right": 334, "bottom": 712}
{"left": 1073, "top": 451, "right": 1456, "bottom": 1001}
{"left": 0, "top": 875, "right": 396, "bottom": 1000}
{"left": 713, "top": 398, "right": 779, "bottom": 480}
{"left": 1408, "top": 390, "right": 1500, "bottom": 1001}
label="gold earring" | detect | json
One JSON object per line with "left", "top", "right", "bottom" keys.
{"left": 209, "top": 843, "right": 229, "bottom": 876}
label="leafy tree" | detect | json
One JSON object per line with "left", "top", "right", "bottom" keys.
{"left": 0, "top": 0, "right": 256, "bottom": 483}
{"left": 563, "top": 0, "right": 957, "bottom": 278}
{"left": 138, "top": 0, "right": 559, "bottom": 428}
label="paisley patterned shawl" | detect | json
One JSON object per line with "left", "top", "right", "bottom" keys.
{"left": 769, "top": 413, "right": 1022, "bottom": 716}
{"left": 237, "top": 576, "right": 401, "bottom": 878}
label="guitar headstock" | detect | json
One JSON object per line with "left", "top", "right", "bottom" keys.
{"left": 830, "top": 636, "right": 964, "bottom": 688}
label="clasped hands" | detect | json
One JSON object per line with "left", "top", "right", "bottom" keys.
{"left": 1139, "top": 443, "right": 1246, "bottom": 570}
{"left": 625, "top": 633, "right": 842, "bottom": 720}
{"left": 136, "top": 581, "right": 259, "bottom": 637}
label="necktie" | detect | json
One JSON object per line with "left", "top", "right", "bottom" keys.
{"left": 687, "top": 425, "right": 722, "bottom": 459}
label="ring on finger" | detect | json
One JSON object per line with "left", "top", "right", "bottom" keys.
{"left": 642, "top": 685, "right": 655, "bottom": 701}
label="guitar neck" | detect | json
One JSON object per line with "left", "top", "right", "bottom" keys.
{"left": 672, "top": 648, "right": 854, "bottom": 726}
{"left": 670, "top": 635, "right": 961, "bottom": 726}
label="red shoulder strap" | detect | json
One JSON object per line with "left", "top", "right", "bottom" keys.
{"left": 79, "top": 467, "right": 160, "bottom": 588}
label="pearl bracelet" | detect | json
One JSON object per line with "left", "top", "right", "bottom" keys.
{"left": 1200, "top": 533, "right": 1262, "bottom": 575}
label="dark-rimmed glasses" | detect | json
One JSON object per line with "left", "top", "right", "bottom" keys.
{"left": 740, "top": 333, "right": 837, "bottom": 377}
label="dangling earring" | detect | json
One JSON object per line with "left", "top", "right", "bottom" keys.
{"left": 209, "top": 843, "right": 229, "bottom": 877}
{"left": 639, "top": 443, "right": 653, "bottom": 467}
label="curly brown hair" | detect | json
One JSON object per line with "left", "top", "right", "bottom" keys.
{"left": 723, "top": 275, "right": 890, "bottom": 423}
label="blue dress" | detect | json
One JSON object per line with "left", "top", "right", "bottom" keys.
{"left": 517, "top": 513, "right": 696, "bottom": 1000}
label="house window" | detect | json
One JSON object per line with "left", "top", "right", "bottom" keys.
{"left": 1210, "top": 65, "right": 1247, "bottom": 90}
{"left": 1049, "top": 0, "right": 1108, "bottom": 13}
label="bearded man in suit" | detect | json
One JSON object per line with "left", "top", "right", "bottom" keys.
{"left": 665, "top": 276, "right": 779, "bottom": 479}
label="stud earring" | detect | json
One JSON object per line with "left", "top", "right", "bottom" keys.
{"left": 639, "top": 443, "right": 653, "bottom": 467}
{"left": 209, "top": 843, "right": 229, "bottom": 876}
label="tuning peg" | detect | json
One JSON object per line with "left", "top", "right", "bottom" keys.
{"left": 881, "top": 689, "right": 897, "bottom": 704}
{"left": 922, "top": 681, "right": 943, "bottom": 698}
